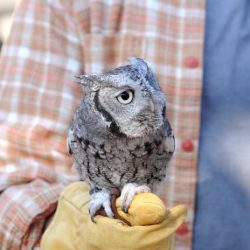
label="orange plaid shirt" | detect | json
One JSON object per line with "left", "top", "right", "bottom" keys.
{"left": 0, "top": 0, "right": 205, "bottom": 249}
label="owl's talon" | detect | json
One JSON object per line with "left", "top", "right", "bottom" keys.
{"left": 120, "top": 183, "right": 151, "bottom": 213}
{"left": 90, "top": 215, "right": 97, "bottom": 223}
{"left": 88, "top": 208, "right": 97, "bottom": 223}
{"left": 89, "top": 189, "right": 113, "bottom": 222}
{"left": 122, "top": 207, "right": 128, "bottom": 213}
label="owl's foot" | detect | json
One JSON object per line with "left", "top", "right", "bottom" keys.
{"left": 89, "top": 189, "right": 114, "bottom": 222}
{"left": 120, "top": 183, "right": 151, "bottom": 213}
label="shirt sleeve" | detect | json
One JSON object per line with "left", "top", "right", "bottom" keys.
{"left": 0, "top": 179, "right": 64, "bottom": 249}
{"left": 0, "top": 0, "right": 83, "bottom": 248}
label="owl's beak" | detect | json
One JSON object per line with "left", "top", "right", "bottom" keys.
{"left": 150, "top": 100, "right": 155, "bottom": 112}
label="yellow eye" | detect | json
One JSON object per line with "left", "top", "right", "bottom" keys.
{"left": 117, "top": 90, "right": 134, "bottom": 104}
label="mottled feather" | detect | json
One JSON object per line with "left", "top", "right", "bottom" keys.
{"left": 68, "top": 58, "right": 175, "bottom": 218}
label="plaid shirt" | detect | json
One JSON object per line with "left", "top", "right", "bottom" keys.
{"left": 0, "top": 0, "right": 205, "bottom": 249}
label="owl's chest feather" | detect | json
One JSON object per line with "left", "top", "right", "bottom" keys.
{"left": 77, "top": 134, "right": 172, "bottom": 188}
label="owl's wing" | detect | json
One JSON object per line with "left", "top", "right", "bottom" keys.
{"left": 163, "top": 120, "right": 175, "bottom": 155}
{"left": 67, "top": 121, "right": 84, "bottom": 157}
{"left": 67, "top": 107, "right": 85, "bottom": 156}
{"left": 67, "top": 127, "right": 75, "bottom": 155}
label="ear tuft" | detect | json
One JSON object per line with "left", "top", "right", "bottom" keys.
{"left": 128, "top": 57, "right": 149, "bottom": 76}
{"left": 74, "top": 75, "right": 100, "bottom": 91}
{"left": 75, "top": 75, "right": 92, "bottom": 85}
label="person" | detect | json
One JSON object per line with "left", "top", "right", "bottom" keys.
{"left": 0, "top": 0, "right": 249, "bottom": 249}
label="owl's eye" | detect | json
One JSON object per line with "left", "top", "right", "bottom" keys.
{"left": 116, "top": 90, "right": 134, "bottom": 104}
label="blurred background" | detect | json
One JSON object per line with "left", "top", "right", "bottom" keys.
{"left": 0, "top": 0, "right": 20, "bottom": 51}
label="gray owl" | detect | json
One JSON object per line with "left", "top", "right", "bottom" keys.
{"left": 67, "top": 58, "right": 175, "bottom": 220}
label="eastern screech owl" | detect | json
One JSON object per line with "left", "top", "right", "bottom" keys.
{"left": 67, "top": 58, "right": 175, "bottom": 220}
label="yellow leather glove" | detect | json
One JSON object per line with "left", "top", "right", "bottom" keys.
{"left": 41, "top": 182, "right": 187, "bottom": 250}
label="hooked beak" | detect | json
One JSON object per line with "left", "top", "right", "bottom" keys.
{"left": 150, "top": 100, "right": 155, "bottom": 112}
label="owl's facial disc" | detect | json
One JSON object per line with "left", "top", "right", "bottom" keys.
{"left": 95, "top": 84, "right": 166, "bottom": 138}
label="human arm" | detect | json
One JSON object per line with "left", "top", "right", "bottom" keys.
{"left": 0, "top": 0, "right": 84, "bottom": 248}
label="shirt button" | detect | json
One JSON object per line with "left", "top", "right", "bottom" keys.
{"left": 176, "top": 223, "right": 189, "bottom": 236}
{"left": 185, "top": 56, "right": 199, "bottom": 68}
{"left": 182, "top": 139, "right": 194, "bottom": 152}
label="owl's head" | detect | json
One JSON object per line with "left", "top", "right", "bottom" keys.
{"left": 75, "top": 58, "right": 167, "bottom": 138}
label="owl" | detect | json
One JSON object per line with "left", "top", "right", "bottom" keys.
{"left": 67, "top": 58, "right": 175, "bottom": 220}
